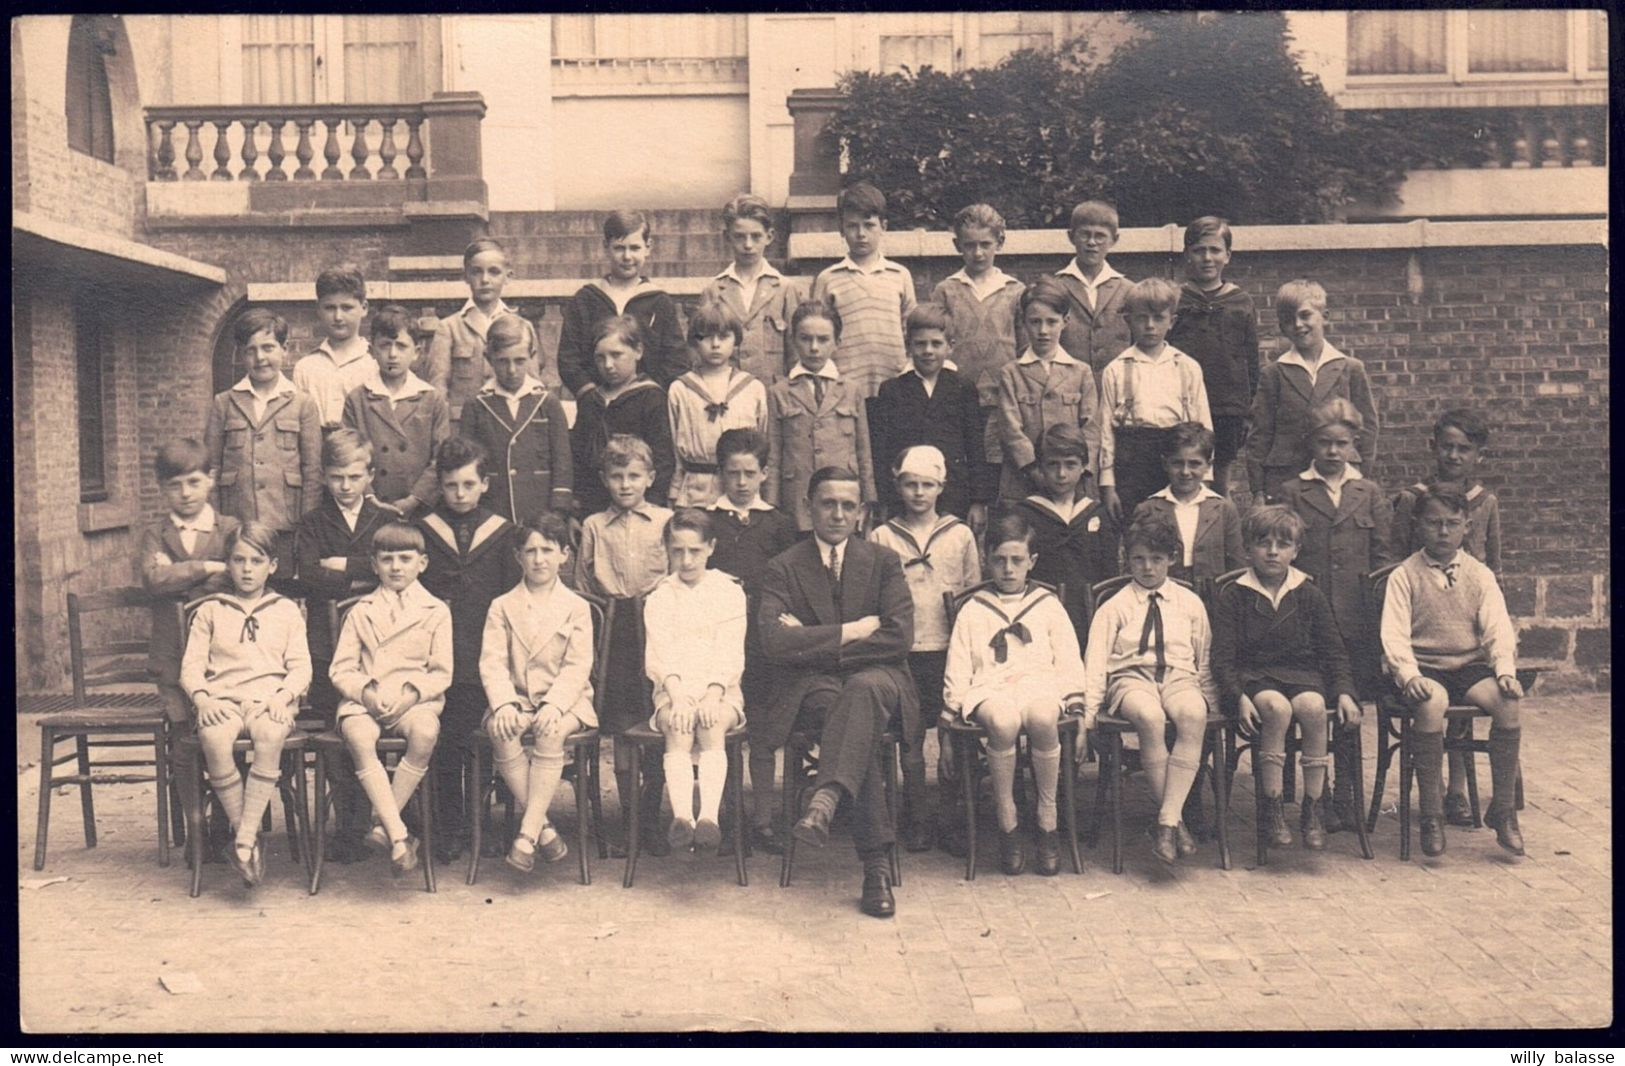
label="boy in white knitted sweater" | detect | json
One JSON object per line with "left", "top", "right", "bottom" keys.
{"left": 1380, "top": 489, "right": 1523, "bottom": 860}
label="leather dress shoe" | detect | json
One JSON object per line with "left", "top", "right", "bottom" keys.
{"left": 1033, "top": 829, "right": 1061, "bottom": 876}
{"left": 1300, "top": 798, "right": 1327, "bottom": 851}
{"left": 793, "top": 790, "right": 838, "bottom": 848}
{"left": 1150, "top": 823, "right": 1179, "bottom": 865}
{"left": 860, "top": 869, "right": 895, "bottom": 918}
{"left": 1419, "top": 816, "right": 1447, "bottom": 857}
{"left": 1484, "top": 805, "right": 1524, "bottom": 856}
{"left": 999, "top": 828, "right": 1026, "bottom": 875}
{"left": 1444, "top": 792, "right": 1475, "bottom": 828}
{"left": 1174, "top": 821, "right": 1198, "bottom": 857}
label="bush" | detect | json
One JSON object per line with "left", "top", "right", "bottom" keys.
{"left": 827, "top": 12, "right": 1434, "bottom": 229}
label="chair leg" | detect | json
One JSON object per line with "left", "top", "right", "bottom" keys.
{"left": 730, "top": 741, "right": 748, "bottom": 887}
{"left": 74, "top": 734, "right": 97, "bottom": 848}
{"left": 1463, "top": 724, "right": 1484, "bottom": 828}
{"left": 467, "top": 740, "right": 485, "bottom": 886}
{"left": 1210, "top": 728, "right": 1231, "bottom": 871}
{"left": 1109, "top": 733, "right": 1125, "bottom": 876}
{"left": 292, "top": 751, "right": 314, "bottom": 880}
{"left": 623, "top": 739, "right": 644, "bottom": 889}
{"left": 154, "top": 727, "right": 172, "bottom": 869}
{"left": 1282, "top": 729, "right": 1297, "bottom": 805}
{"left": 1366, "top": 711, "right": 1394, "bottom": 834}
{"left": 309, "top": 750, "right": 329, "bottom": 895}
{"left": 33, "top": 727, "right": 58, "bottom": 871}
{"left": 590, "top": 742, "right": 608, "bottom": 860}
{"left": 574, "top": 745, "right": 592, "bottom": 886}
{"left": 884, "top": 738, "right": 902, "bottom": 888}
{"left": 1059, "top": 728, "right": 1083, "bottom": 875}
{"left": 1398, "top": 721, "right": 1414, "bottom": 862}
{"left": 1086, "top": 736, "right": 1107, "bottom": 849}
{"left": 1514, "top": 763, "right": 1525, "bottom": 811}
{"left": 1346, "top": 724, "right": 1373, "bottom": 860}
{"left": 186, "top": 745, "right": 206, "bottom": 898}
{"left": 419, "top": 770, "right": 436, "bottom": 894}
{"left": 779, "top": 740, "right": 800, "bottom": 888}
{"left": 1253, "top": 743, "right": 1268, "bottom": 868}
{"left": 958, "top": 733, "right": 977, "bottom": 881}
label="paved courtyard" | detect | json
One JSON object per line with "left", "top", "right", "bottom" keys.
{"left": 16, "top": 694, "right": 1612, "bottom": 1034}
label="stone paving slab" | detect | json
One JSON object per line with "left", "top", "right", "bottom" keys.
{"left": 16, "top": 696, "right": 1612, "bottom": 1033}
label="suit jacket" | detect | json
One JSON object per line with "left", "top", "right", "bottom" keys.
{"left": 479, "top": 582, "right": 598, "bottom": 728}
{"left": 290, "top": 495, "right": 391, "bottom": 659}
{"left": 755, "top": 536, "right": 917, "bottom": 749}
{"left": 205, "top": 387, "right": 324, "bottom": 534}
{"left": 1131, "top": 495, "right": 1245, "bottom": 587}
{"left": 418, "top": 507, "right": 521, "bottom": 683}
{"left": 461, "top": 386, "right": 575, "bottom": 523}
{"left": 1054, "top": 273, "right": 1134, "bottom": 374}
{"left": 993, "top": 355, "right": 1101, "bottom": 500}
{"left": 340, "top": 379, "right": 451, "bottom": 507}
{"left": 329, "top": 583, "right": 454, "bottom": 723}
{"left": 1278, "top": 475, "right": 1393, "bottom": 649}
{"left": 701, "top": 270, "right": 804, "bottom": 385}
{"left": 764, "top": 374, "right": 875, "bottom": 529}
{"left": 868, "top": 368, "right": 993, "bottom": 519}
{"left": 137, "top": 515, "right": 240, "bottom": 684}
{"left": 1246, "top": 349, "right": 1379, "bottom": 490}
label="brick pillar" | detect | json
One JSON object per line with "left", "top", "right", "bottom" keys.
{"left": 406, "top": 91, "right": 490, "bottom": 254}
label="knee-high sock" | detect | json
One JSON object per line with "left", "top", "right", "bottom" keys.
{"left": 1487, "top": 726, "right": 1521, "bottom": 813}
{"left": 1139, "top": 745, "right": 1169, "bottom": 809}
{"left": 697, "top": 749, "right": 727, "bottom": 824}
{"left": 1159, "top": 754, "right": 1202, "bottom": 826}
{"left": 518, "top": 752, "right": 565, "bottom": 840}
{"left": 494, "top": 753, "right": 529, "bottom": 814}
{"left": 664, "top": 750, "right": 694, "bottom": 824}
{"left": 235, "top": 768, "right": 280, "bottom": 847}
{"left": 1412, "top": 730, "right": 1445, "bottom": 818}
{"left": 391, "top": 758, "right": 430, "bottom": 815}
{"left": 356, "top": 763, "right": 406, "bottom": 839}
{"left": 748, "top": 747, "right": 776, "bottom": 825}
{"left": 988, "top": 745, "right": 1018, "bottom": 832}
{"left": 209, "top": 770, "right": 245, "bottom": 830}
{"left": 1258, "top": 748, "right": 1286, "bottom": 797}
{"left": 1030, "top": 745, "right": 1060, "bottom": 832}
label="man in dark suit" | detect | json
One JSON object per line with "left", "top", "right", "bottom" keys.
{"left": 758, "top": 467, "right": 917, "bottom": 918}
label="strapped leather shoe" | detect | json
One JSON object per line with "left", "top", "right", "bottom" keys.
{"left": 1484, "top": 805, "right": 1524, "bottom": 856}
{"left": 1150, "top": 823, "right": 1180, "bottom": 865}
{"left": 1033, "top": 829, "right": 1061, "bottom": 876}
{"left": 1174, "top": 821, "right": 1198, "bottom": 857}
{"left": 1300, "top": 797, "right": 1326, "bottom": 851}
{"left": 1263, "top": 796, "right": 1293, "bottom": 847}
{"left": 1419, "top": 816, "right": 1447, "bottom": 857}
{"left": 860, "top": 869, "right": 895, "bottom": 919}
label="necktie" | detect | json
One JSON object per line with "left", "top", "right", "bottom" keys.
{"left": 989, "top": 621, "right": 1030, "bottom": 665}
{"left": 1121, "top": 357, "right": 1137, "bottom": 427}
{"left": 1430, "top": 561, "right": 1459, "bottom": 588}
{"left": 1138, "top": 591, "right": 1166, "bottom": 682}
{"left": 453, "top": 515, "right": 475, "bottom": 555}
{"left": 827, "top": 543, "right": 841, "bottom": 586}
{"left": 810, "top": 376, "right": 826, "bottom": 408}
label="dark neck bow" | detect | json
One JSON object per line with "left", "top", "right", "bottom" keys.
{"left": 1428, "top": 560, "right": 1460, "bottom": 587}
{"left": 240, "top": 614, "right": 260, "bottom": 643}
{"left": 989, "top": 621, "right": 1030, "bottom": 664}
{"left": 704, "top": 401, "right": 729, "bottom": 422}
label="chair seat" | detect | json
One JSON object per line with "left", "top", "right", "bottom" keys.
{"left": 38, "top": 708, "right": 166, "bottom": 731}
{"left": 174, "top": 729, "right": 311, "bottom": 754}
{"left": 621, "top": 722, "right": 747, "bottom": 745}
{"left": 471, "top": 725, "right": 600, "bottom": 748}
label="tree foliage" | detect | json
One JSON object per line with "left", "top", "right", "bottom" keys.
{"left": 826, "top": 12, "right": 1437, "bottom": 228}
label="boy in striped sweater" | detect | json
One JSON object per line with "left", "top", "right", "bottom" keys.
{"left": 810, "top": 182, "right": 916, "bottom": 399}
{"left": 1380, "top": 489, "right": 1524, "bottom": 859}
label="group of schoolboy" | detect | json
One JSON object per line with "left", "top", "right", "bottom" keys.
{"left": 141, "top": 180, "right": 1527, "bottom": 912}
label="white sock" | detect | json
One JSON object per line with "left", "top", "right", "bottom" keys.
{"left": 696, "top": 749, "right": 727, "bottom": 824}
{"left": 988, "top": 745, "right": 1018, "bottom": 832}
{"left": 494, "top": 753, "right": 529, "bottom": 813}
{"left": 518, "top": 752, "right": 564, "bottom": 840}
{"left": 356, "top": 763, "right": 406, "bottom": 840}
{"left": 390, "top": 758, "right": 430, "bottom": 815}
{"left": 1030, "top": 745, "right": 1061, "bottom": 832}
{"left": 663, "top": 750, "right": 694, "bottom": 824}
{"left": 236, "top": 769, "right": 280, "bottom": 847}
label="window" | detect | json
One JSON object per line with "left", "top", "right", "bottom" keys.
{"left": 1347, "top": 10, "right": 1606, "bottom": 82}
{"left": 65, "top": 16, "right": 115, "bottom": 162}
{"left": 241, "top": 15, "right": 436, "bottom": 104}
{"left": 76, "top": 309, "right": 110, "bottom": 504}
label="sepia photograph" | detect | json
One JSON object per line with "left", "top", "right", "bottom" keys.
{"left": 11, "top": 9, "right": 1612, "bottom": 1039}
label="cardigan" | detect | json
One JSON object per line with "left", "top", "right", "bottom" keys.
{"left": 418, "top": 505, "right": 521, "bottom": 684}
{"left": 556, "top": 281, "right": 686, "bottom": 395}
{"left": 1209, "top": 568, "right": 1356, "bottom": 711}
{"left": 460, "top": 382, "right": 575, "bottom": 523}
{"left": 1131, "top": 490, "right": 1244, "bottom": 587}
{"left": 179, "top": 592, "right": 312, "bottom": 709}
{"left": 570, "top": 377, "right": 676, "bottom": 516}
{"left": 329, "top": 581, "right": 454, "bottom": 724}
{"left": 138, "top": 511, "right": 240, "bottom": 685}
{"left": 205, "top": 381, "right": 324, "bottom": 534}
{"left": 479, "top": 581, "right": 597, "bottom": 727}
{"left": 290, "top": 495, "right": 390, "bottom": 659}
{"left": 868, "top": 367, "right": 995, "bottom": 519}
{"left": 931, "top": 270, "right": 1025, "bottom": 396}
{"left": 1165, "top": 282, "right": 1261, "bottom": 418}
{"left": 943, "top": 584, "right": 1086, "bottom": 717}
{"left": 339, "top": 374, "right": 451, "bottom": 508}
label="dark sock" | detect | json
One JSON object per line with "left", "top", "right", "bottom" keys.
{"left": 1413, "top": 730, "right": 1445, "bottom": 818}
{"left": 857, "top": 846, "right": 890, "bottom": 878}
{"left": 807, "top": 784, "right": 843, "bottom": 820}
{"left": 1487, "top": 726, "right": 1521, "bottom": 814}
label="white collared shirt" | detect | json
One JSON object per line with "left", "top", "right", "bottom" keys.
{"left": 337, "top": 500, "right": 362, "bottom": 533}
{"left": 813, "top": 534, "right": 848, "bottom": 579}
{"left": 717, "top": 260, "right": 783, "bottom": 315}
{"left": 366, "top": 370, "right": 434, "bottom": 410}
{"left": 232, "top": 374, "right": 296, "bottom": 425}
{"left": 1151, "top": 484, "right": 1223, "bottom": 568}
{"left": 944, "top": 266, "right": 1016, "bottom": 302}
{"left": 1057, "top": 258, "right": 1125, "bottom": 312}
{"left": 1235, "top": 565, "right": 1310, "bottom": 611}
{"left": 1300, "top": 464, "right": 1363, "bottom": 508}
{"left": 171, "top": 504, "right": 218, "bottom": 555}
{"left": 788, "top": 361, "right": 841, "bottom": 383}
{"left": 294, "top": 339, "right": 377, "bottom": 427}
{"left": 831, "top": 255, "right": 907, "bottom": 277}
{"left": 456, "top": 298, "right": 516, "bottom": 339}
{"left": 711, "top": 494, "right": 774, "bottom": 519}
{"left": 1015, "top": 346, "right": 1084, "bottom": 368}
{"left": 1276, "top": 342, "right": 1347, "bottom": 387}
{"left": 490, "top": 374, "right": 545, "bottom": 420}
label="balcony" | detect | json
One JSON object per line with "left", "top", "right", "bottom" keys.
{"left": 142, "top": 92, "right": 489, "bottom": 235}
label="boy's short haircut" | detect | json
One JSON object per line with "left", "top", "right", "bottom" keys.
{"left": 663, "top": 507, "right": 716, "bottom": 545}
{"left": 434, "top": 435, "right": 488, "bottom": 479}
{"left": 789, "top": 299, "right": 843, "bottom": 342}
{"left": 687, "top": 298, "right": 745, "bottom": 347}
{"left": 592, "top": 313, "right": 647, "bottom": 354}
{"left": 904, "top": 302, "right": 953, "bottom": 342}
{"left": 1307, "top": 397, "right": 1364, "bottom": 437}
{"left": 315, "top": 265, "right": 367, "bottom": 302}
{"left": 601, "top": 433, "right": 655, "bottom": 475}
{"left": 722, "top": 193, "right": 775, "bottom": 232}
{"left": 321, "top": 428, "right": 374, "bottom": 472}
{"left": 1122, "top": 277, "right": 1182, "bottom": 317}
{"left": 603, "top": 209, "right": 651, "bottom": 244}
{"left": 1434, "top": 407, "right": 1489, "bottom": 448}
{"left": 1123, "top": 513, "right": 1182, "bottom": 558}
{"left": 716, "top": 427, "right": 770, "bottom": 468}
{"left": 1276, "top": 279, "right": 1329, "bottom": 318}
{"left": 837, "top": 181, "right": 886, "bottom": 220}
{"left": 1038, "top": 423, "right": 1090, "bottom": 466}
{"left": 233, "top": 308, "right": 289, "bottom": 349}
{"left": 155, "top": 438, "right": 211, "bottom": 481}
{"left": 1020, "top": 277, "right": 1072, "bottom": 318}
{"left": 1164, "top": 422, "right": 1215, "bottom": 462}
{"left": 1241, "top": 504, "right": 1303, "bottom": 547}
{"left": 1417, "top": 488, "right": 1470, "bottom": 519}
{"left": 486, "top": 313, "right": 531, "bottom": 354}
{"left": 983, "top": 512, "right": 1037, "bottom": 555}
{"left": 1183, "top": 215, "right": 1233, "bottom": 251}
{"left": 516, "top": 510, "right": 573, "bottom": 553}
{"left": 806, "top": 465, "right": 860, "bottom": 500}
{"left": 372, "top": 521, "right": 426, "bottom": 556}
{"left": 226, "top": 520, "right": 279, "bottom": 560}
{"left": 367, "top": 304, "right": 415, "bottom": 343}
{"left": 1068, "top": 200, "right": 1119, "bottom": 233}
{"left": 462, "top": 237, "right": 507, "bottom": 266}
{"left": 953, "top": 203, "right": 1006, "bottom": 243}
